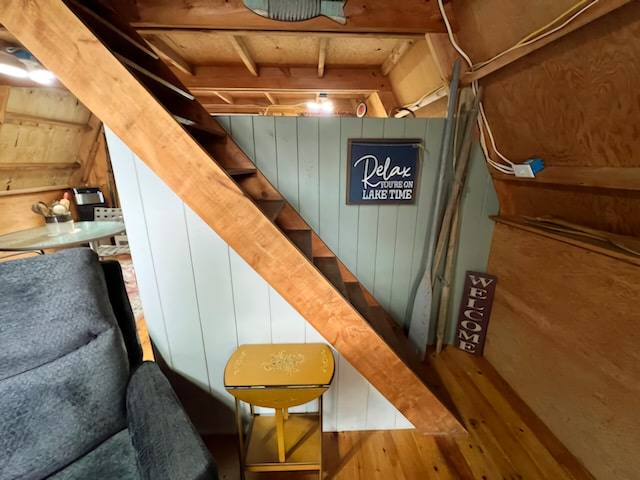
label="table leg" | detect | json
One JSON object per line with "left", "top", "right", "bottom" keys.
{"left": 275, "top": 407, "right": 286, "bottom": 463}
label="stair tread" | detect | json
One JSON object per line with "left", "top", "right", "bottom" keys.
{"left": 344, "top": 282, "right": 370, "bottom": 318}
{"left": 177, "top": 117, "right": 227, "bottom": 138}
{"left": 255, "top": 200, "right": 285, "bottom": 222}
{"left": 69, "top": 1, "right": 159, "bottom": 60}
{"left": 285, "top": 229, "right": 312, "bottom": 259}
{"left": 227, "top": 167, "right": 257, "bottom": 178}
{"left": 314, "top": 257, "right": 348, "bottom": 297}
{"left": 115, "top": 53, "right": 195, "bottom": 100}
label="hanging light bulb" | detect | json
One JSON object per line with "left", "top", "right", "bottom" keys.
{"left": 307, "top": 92, "right": 333, "bottom": 114}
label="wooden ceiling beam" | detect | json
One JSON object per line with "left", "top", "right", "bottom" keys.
{"left": 213, "top": 91, "right": 234, "bottom": 104}
{"left": 175, "top": 66, "right": 391, "bottom": 94}
{"left": 137, "top": 28, "right": 425, "bottom": 40}
{"left": 317, "top": 38, "right": 328, "bottom": 78}
{"left": 381, "top": 39, "right": 415, "bottom": 76}
{"left": 132, "top": 0, "right": 448, "bottom": 34}
{"left": 462, "top": 0, "right": 633, "bottom": 84}
{"left": 144, "top": 34, "right": 194, "bottom": 75}
{"left": 228, "top": 35, "right": 258, "bottom": 77}
{"left": 264, "top": 92, "right": 277, "bottom": 105}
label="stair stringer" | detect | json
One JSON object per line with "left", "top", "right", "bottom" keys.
{"left": 0, "top": 0, "right": 465, "bottom": 435}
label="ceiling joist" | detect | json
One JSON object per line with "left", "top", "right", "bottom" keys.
{"left": 175, "top": 66, "right": 391, "bottom": 94}
{"left": 381, "top": 40, "right": 415, "bottom": 76}
{"left": 318, "top": 38, "right": 328, "bottom": 78}
{"left": 228, "top": 35, "right": 258, "bottom": 77}
{"left": 144, "top": 34, "right": 194, "bottom": 75}
{"left": 131, "top": 0, "right": 449, "bottom": 35}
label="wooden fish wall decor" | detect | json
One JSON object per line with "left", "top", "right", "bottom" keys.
{"left": 243, "top": 0, "right": 347, "bottom": 24}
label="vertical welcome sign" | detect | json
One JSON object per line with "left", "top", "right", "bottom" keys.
{"left": 347, "top": 139, "right": 422, "bottom": 204}
{"left": 455, "top": 271, "right": 498, "bottom": 356}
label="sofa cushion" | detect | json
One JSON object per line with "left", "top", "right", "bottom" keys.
{"left": 0, "top": 249, "right": 130, "bottom": 480}
{"left": 0, "top": 249, "right": 121, "bottom": 380}
{"left": 48, "top": 429, "right": 140, "bottom": 480}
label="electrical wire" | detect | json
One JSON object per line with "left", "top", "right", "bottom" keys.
{"left": 436, "top": 0, "right": 598, "bottom": 174}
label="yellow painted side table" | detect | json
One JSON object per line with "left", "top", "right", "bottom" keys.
{"left": 224, "top": 343, "right": 335, "bottom": 479}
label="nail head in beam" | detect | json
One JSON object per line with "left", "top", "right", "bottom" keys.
{"left": 381, "top": 39, "right": 415, "bottom": 76}
{"left": 144, "top": 34, "right": 194, "bottom": 75}
{"left": 229, "top": 35, "right": 258, "bottom": 77}
{"left": 318, "top": 37, "right": 329, "bottom": 78}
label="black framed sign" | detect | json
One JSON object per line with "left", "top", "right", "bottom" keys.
{"left": 347, "top": 138, "right": 422, "bottom": 205}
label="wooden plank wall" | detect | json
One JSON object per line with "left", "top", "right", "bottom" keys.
{"left": 449, "top": 2, "right": 640, "bottom": 479}
{"left": 105, "top": 117, "right": 497, "bottom": 432}
{"left": 0, "top": 85, "right": 113, "bottom": 236}
{"left": 486, "top": 225, "right": 640, "bottom": 480}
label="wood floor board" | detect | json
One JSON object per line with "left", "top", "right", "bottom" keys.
{"left": 204, "top": 348, "right": 595, "bottom": 480}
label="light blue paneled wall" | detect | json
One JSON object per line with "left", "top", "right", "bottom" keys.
{"left": 106, "top": 117, "right": 498, "bottom": 433}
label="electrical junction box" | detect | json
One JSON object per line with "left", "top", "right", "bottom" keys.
{"left": 513, "top": 158, "right": 545, "bottom": 178}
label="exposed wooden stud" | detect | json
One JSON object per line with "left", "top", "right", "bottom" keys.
{"left": 132, "top": 0, "right": 448, "bottom": 34}
{"left": 2, "top": 111, "right": 91, "bottom": 130}
{"left": 381, "top": 39, "right": 415, "bottom": 76}
{"left": 0, "top": 185, "right": 71, "bottom": 197}
{"left": 138, "top": 28, "right": 425, "bottom": 40}
{"left": 462, "top": 0, "right": 633, "bottom": 84}
{"left": 78, "top": 115, "right": 105, "bottom": 184}
{"left": 176, "top": 66, "right": 391, "bottom": 93}
{"left": 426, "top": 33, "right": 465, "bottom": 85}
{"left": 213, "top": 91, "right": 235, "bottom": 105}
{"left": 317, "top": 37, "right": 329, "bottom": 78}
{"left": 264, "top": 92, "right": 277, "bottom": 105}
{"left": 145, "top": 34, "right": 194, "bottom": 75}
{"left": 493, "top": 166, "right": 640, "bottom": 192}
{"left": 365, "top": 92, "right": 387, "bottom": 118}
{"left": 0, "top": 162, "right": 81, "bottom": 170}
{"left": 228, "top": 35, "right": 258, "bottom": 77}
{"left": 114, "top": 53, "right": 195, "bottom": 100}
{"left": 1, "top": 0, "right": 464, "bottom": 435}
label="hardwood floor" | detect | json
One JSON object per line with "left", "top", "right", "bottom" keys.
{"left": 205, "top": 347, "right": 595, "bottom": 480}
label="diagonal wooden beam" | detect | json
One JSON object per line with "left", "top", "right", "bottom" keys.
{"left": 462, "top": 0, "right": 633, "bottom": 84}
{"left": 175, "top": 66, "right": 391, "bottom": 94}
{"left": 132, "top": 0, "right": 448, "bottom": 34}
{"left": 144, "top": 34, "right": 194, "bottom": 75}
{"left": 228, "top": 35, "right": 258, "bottom": 77}
{"left": 264, "top": 92, "right": 277, "bottom": 105}
{"left": 0, "top": 0, "right": 465, "bottom": 436}
{"left": 317, "top": 38, "right": 329, "bottom": 78}
{"left": 213, "top": 91, "right": 234, "bottom": 104}
{"left": 381, "top": 39, "right": 415, "bottom": 76}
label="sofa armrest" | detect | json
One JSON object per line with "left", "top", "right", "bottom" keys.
{"left": 126, "top": 362, "right": 218, "bottom": 480}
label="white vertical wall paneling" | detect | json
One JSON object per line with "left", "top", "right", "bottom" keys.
{"left": 372, "top": 120, "right": 403, "bottom": 311}
{"left": 274, "top": 117, "right": 300, "bottom": 209}
{"left": 228, "top": 249, "right": 272, "bottom": 345}
{"left": 227, "top": 116, "right": 256, "bottom": 160}
{"left": 183, "top": 208, "right": 238, "bottom": 404}
{"left": 134, "top": 161, "right": 210, "bottom": 389}
{"left": 335, "top": 353, "right": 370, "bottom": 430}
{"left": 389, "top": 120, "right": 428, "bottom": 327}
{"left": 318, "top": 119, "right": 341, "bottom": 253}
{"left": 356, "top": 119, "right": 383, "bottom": 294}
{"left": 252, "top": 117, "right": 278, "bottom": 186}
{"left": 297, "top": 117, "right": 320, "bottom": 228}
{"left": 105, "top": 129, "right": 172, "bottom": 363}
{"left": 337, "top": 118, "right": 363, "bottom": 275}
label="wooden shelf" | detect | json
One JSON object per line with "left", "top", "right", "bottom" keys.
{"left": 0, "top": 162, "right": 80, "bottom": 171}
{"left": 492, "top": 216, "right": 640, "bottom": 267}
{"left": 493, "top": 166, "right": 640, "bottom": 191}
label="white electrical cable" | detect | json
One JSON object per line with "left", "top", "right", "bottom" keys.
{"left": 436, "top": 0, "right": 598, "bottom": 174}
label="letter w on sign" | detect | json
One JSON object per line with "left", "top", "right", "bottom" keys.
{"left": 455, "top": 271, "right": 498, "bottom": 356}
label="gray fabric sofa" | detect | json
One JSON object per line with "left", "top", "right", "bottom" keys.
{"left": 0, "top": 248, "right": 218, "bottom": 480}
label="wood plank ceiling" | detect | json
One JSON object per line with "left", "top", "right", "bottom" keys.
{"left": 86, "top": 0, "right": 452, "bottom": 117}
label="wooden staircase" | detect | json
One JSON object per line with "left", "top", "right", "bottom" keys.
{"left": 0, "top": 0, "right": 464, "bottom": 435}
